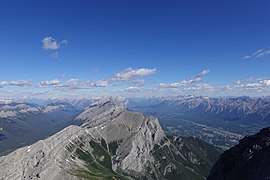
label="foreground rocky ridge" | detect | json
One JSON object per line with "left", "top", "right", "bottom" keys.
{"left": 207, "top": 126, "right": 270, "bottom": 180}
{"left": 0, "top": 97, "right": 221, "bottom": 180}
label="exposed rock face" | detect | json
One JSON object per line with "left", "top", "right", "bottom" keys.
{"left": 207, "top": 127, "right": 270, "bottom": 180}
{"left": 75, "top": 96, "right": 127, "bottom": 127}
{"left": 76, "top": 97, "right": 166, "bottom": 177}
{"left": 0, "top": 125, "right": 85, "bottom": 180}
{"left": 0, "top": 97, "right": 221, "bottom": 180}
{"left": 0, "top": 101, "right": 83, "bottom": 156}
{"left": 0, "top": 97, "right": 166, "bottom": 179}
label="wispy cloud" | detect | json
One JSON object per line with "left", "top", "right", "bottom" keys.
{"left": 38, "top": 78, "right": 111, "bottom": 90}
{"left": 5, "top": 68, "right": 270, "bottom": 97}
{"left": 35, "top": 67, "right": 156, "bottom": 91}
{"left": 243, "top": 48, "right": 270, "bottom": 59}
{"left": 50, "top": 52, "right": 59, "bottom": 59}
{"left": 112, "top": 68, "right": 157, "bottom": 81}
{"left": 126, "top": 86, "right": 144, "bottom": 93}
{"left": 160, "top": 69, "right": 210, "bottom": 88}
{"left": 90, "top": 68, "right": 99, "bottom": 74}
{"left": 232, "top": 78, "right": 270, "bottom": 90}
{"left": 0, "top": 80, "right": 32, "bottom": 88}
{"left": 41, "top": 36, "right": 67, "bottom": 58}
{"left": 0, "top": 81, "right": 9, "bottom": 88}
{"left": 94, "top": 80, "right": 111, "bottom": 87}
{"left": 38, "top": 79, "right": 60, "bottom": 88}
{"left": 131, "top": 79, "right": 145, "bottom": 87}
{"left": 183, "top": 83, "right": 214, "bottom": 91}
{"left": 41, "top": 36, "right": 67, "bottom": 50}
{"left": 9, "top": 80, "right": 32, "bottom": 87}
{"left": 56, "top": 79, "right": 92, "bottom": 90}
{"left": 199, "top": 69, "right": 210, "bottom": 76}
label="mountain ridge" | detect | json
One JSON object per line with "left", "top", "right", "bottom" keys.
{"left": 207, "top": 126, "right": 270, "bottom": 180}
{"left": 130, "top": 96, "right": 270, "bottom": 121}
{"left": 0, "top": 97, "right": 222, "bottom": 180}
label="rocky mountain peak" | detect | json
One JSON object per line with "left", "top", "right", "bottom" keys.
{"left": 75, "top": 96, "right": 127, "bottom": 128}
{"left": 0, "top": 97, "right": 166, "bottom": 179}
{"left": 0, "top": 97, "right": 222, "bottom": 180}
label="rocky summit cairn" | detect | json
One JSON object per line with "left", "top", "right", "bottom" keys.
{"left": 207, "top": 126, "right": 270, "bottom": 180}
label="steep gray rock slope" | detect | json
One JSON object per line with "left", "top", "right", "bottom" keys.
{"left": 0, "top": 97, "right": 165, "bottom": 180}
{"left": 0, "top": 97, "right": 221, "bottom": 180}
{"left": 207, "top": 126, "right": 270, "bottom": 180}
{"left": 0, "top": 101, "right": 82, "bottom": 156}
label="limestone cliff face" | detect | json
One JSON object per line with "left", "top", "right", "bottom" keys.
{"left": 0, "top": 97, "right": 166, "bottom": 180}
{"left": 207, "top": 127, "right": 270, "bottom": 180}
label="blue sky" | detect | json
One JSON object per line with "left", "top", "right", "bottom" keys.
{"left": 1, "top": 0, "right": 270, "bottom": 98}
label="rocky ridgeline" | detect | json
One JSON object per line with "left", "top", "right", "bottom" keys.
{"left": 0, "top": 97, "right": 166, "bottom": 179}
{"left": 208, "top": 127, "right": 270, "bottom": 180}
{"left": 0, "top": 97, "right": 221, "bottom": 180}
{"left": 0, "top": 125, "right": 85, "bottom": 179}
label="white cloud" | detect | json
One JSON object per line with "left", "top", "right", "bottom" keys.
{"left": 160, "top": 70, "right": 209, "bottom": 88}
{"left": 41, "top": 36, "right": 67, "bottom": 58}
{"left": 9, "top": 80, "right": 32, "bottom": 87}
{"left": 112, "top": 68, "right": 157, "bottom": 81}
{"left": 126, "top": 87, "right": 144, "bottom": 93}
{"left": 0, "top": 80, "right": 32, "bottom": 88}
{"left": 183, "top": 83, "right": 214, "bottom": 91}
{"left": 262, "top": 79, "right": 270, "bottom": 86}
{"left": 94, "top": 80, "right": 111, "bottom": 87}
{"left": 37, "top": 78, "right": 112, "bottom": 90}
{"left": 199, "top": 69, "right": 210, "bottom": 76}
{"left": 38, "top": 79, "right": 60, "bottom": 87}
{"left": 131, "top": 79, "right": 145, "bottom": 87}
{"left": 0, "top": 81, "right": 9, "bottom": 88}
{"left": 57, "top": 79, "right": 92, "bottom": 90}
{"left": 243, "top": 48, "right": 270, "bottom": 59}
{"left": 41, "top": 36, "right": 68, "bottom": 50}
{"left": 231, "top": 78, "right": 270, "bottom": 91}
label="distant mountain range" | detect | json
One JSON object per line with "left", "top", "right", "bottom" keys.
{"left": 1, "top": 95, "right": 269, "bottom": 157}
{"left": 127, "top": 96, "right": 270, "bottom": 149}
{"left": 0, "top": 99, "right": 92, "bottom": 155}
{"left": 0, "top": 97, "right": 222, "bottom": 180}
{"left": 129, "top": 96, "right": 270, "bottom": 122}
